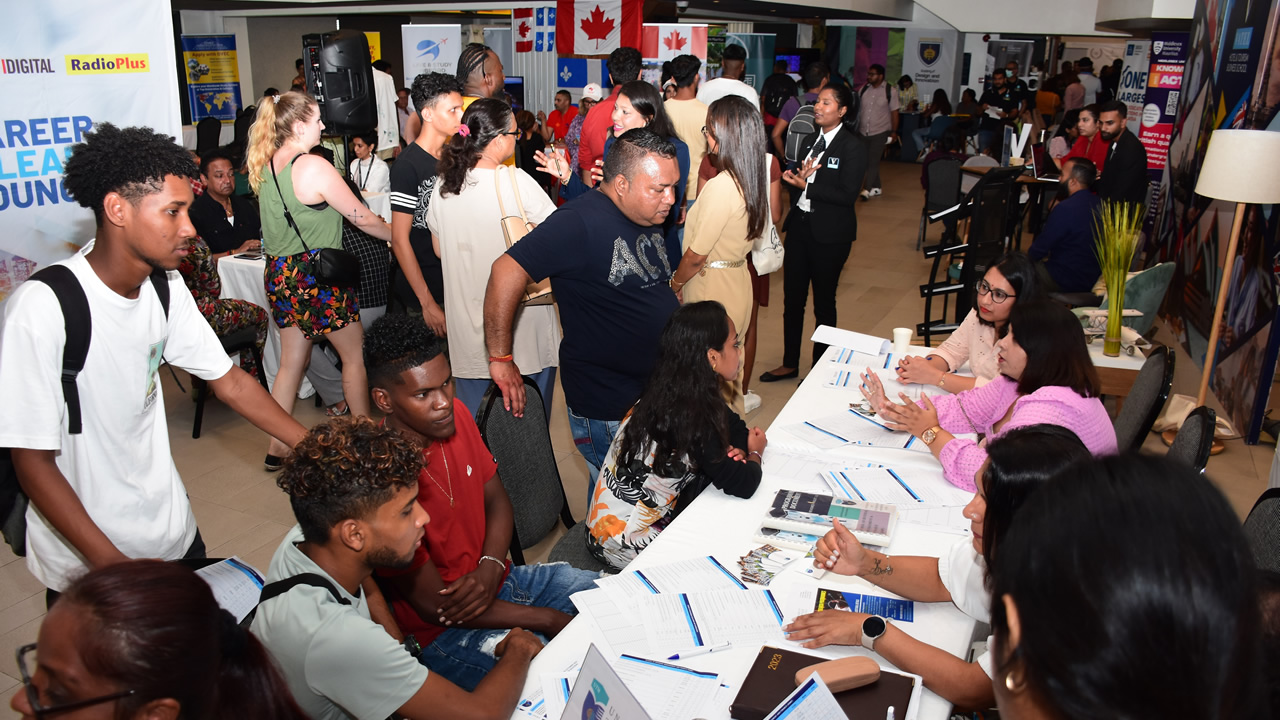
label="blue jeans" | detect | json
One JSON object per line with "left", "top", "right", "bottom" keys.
{"left": 419, "top": 562, "right": 601, "bottom": 690}
{"left": 454, "top": 367, "right": 557, "bottom": 426}
{"left": 567, "top": 405, "right": 621, "bottom": 503}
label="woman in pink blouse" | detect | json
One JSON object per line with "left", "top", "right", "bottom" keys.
{"left": 862, "top": 301, "right": 1116, "bottom": 491}
{"left": 896, "top": 252, "right": 1043, "bottom": 393}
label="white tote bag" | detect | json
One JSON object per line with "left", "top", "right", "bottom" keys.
{"left": 750, "top": 154, "right": 784, "bottom": 274}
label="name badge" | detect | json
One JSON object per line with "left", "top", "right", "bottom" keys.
{"left": 827, "top": 157, "right": 840, "bottom": 169}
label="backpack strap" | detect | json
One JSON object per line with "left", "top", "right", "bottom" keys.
{"left": 149, "top": 268, "right": 170, "bottom": 320}
{"left": 28, "top": 266, "right": 91, "bottom": 435}
{"left": 242, "top": 572, "right": 353, "bottom": 627}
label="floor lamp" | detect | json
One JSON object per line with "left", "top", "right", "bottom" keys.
{"left": 1192, "top": 129, "right": 1280, "bottom": 407}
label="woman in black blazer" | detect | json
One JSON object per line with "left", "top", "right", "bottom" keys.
{"left": 761, "top": 85, "right": 868, "bottom": 381}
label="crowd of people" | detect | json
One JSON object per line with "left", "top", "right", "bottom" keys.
{"left": 0, "top": 39, "right": 1271, "bottom": 720}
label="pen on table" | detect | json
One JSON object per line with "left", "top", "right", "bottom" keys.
{"left": 668, "top": 642, "right": 731, "bottom": 660}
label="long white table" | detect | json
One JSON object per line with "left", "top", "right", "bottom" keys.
{"left": 216, "top": 254, "right": 315, "bottom": 398}
{"left": 513, "top": 344, "right": 980, "bottom": 720}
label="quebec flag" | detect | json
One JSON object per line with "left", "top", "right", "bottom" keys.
{"left": 557, "top": 58, "right": 611, "bottom": 100}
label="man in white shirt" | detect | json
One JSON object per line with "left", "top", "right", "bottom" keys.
{"left": 253, "top": 417, "right": 543, "bottom": 720}
{"left": 856, "top": 63, "right": 900, "bottom": 200}
{"left": 1077, "top": 57, "right": 1101, "bottom": 105}
{"left": 0, "top": 124, "right": 307, "bottom": 604}
{"left": 697, "top": 43, "right": 761, "bottom": 109}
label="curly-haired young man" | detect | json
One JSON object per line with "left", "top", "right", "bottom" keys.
{"left": 363, "top": 312, "right": 600, "bottom": 692}
{"left": 254, "top": 416, "right": 545, "bottom": 720}
{"left": 0, "top": 123, "right": 307, "bottom": 604}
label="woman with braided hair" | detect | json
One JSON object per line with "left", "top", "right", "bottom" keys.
{"left": 9, "top": 560, "right": 307, "bottom": 719}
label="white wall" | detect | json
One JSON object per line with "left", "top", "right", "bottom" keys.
{"left": 247, "top": 16, "right": 340, "bottom": 97}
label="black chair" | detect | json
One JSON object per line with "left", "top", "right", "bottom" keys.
{"left": 1244, "top": 487, "right": 1280, "bottom": 573}
{"left": 918, "top": 157, "right": 962, "bottom": 251}
{"left": 191, "top": 327, "right": 269, "bottom": 439}
{"left": 1166, "top": 405, "right": 1216, "bottom": 473}
{"left": 195, "top": 117, "right": 222, "bottom": 157}
{"left": 1111, "top": 345, "right": 1174, "bottom": 451}
{"left": 917, "top": 168, "right": 1019, "bottom": 346}
{"left": 475, "top": 379, "right": 576, "bottom": 566}
{"left": 548, "top": 521, "right": 612, "bottom": 574}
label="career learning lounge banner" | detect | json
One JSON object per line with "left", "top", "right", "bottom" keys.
{"left": 181, "top": 34, "right": 243, "bottom": 123}
{"left": 401, "top": 25, "right": 461, "bottom": 88}
{"left": 1, "top": 0, "right": 182, "bottom": 301}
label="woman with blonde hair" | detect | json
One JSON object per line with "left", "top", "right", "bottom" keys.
{"left": 669, "top": 96, "right": 770, "bottom": 413}
{"left": 246, "top": 92, "right": 392, "bottom": 469}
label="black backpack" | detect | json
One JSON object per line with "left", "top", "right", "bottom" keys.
{"left": 0, "top": 265, "right": 170, "bottom": 556}
{"left": 783, "top": 103, "right": 819, "bottom": 165}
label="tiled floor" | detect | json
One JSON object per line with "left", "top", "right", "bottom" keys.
{"left": 0, "top": 161, "right": 1275, "bottom": 711}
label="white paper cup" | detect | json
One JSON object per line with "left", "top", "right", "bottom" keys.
{"left": 892, "top": 327, "right": 912, "bottom": 356}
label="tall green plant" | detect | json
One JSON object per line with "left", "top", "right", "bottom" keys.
{"left": 1093, "top": 200, "right": 1145, "bottom": 356}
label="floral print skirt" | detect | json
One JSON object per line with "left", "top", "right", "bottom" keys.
{"left": 264, "top": 252, "right": 360, "bottom": 340}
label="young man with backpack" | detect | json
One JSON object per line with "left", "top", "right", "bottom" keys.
{"left": 856, "top": 63, "right": 900, "bottom": 200}
{"left": 772, "top": 61, "right": 829, "bottom": 167}
{"left": 761, "top": 60, "right": 799, "bottom": 138}
{"left": 0, "top": 124, "right": 307, "bottom": 604}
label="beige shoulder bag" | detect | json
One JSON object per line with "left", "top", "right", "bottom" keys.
{"left": 495, "top": 165, "right": 554, "bottom": 306}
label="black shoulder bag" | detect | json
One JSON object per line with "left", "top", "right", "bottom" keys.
{"left": 270, "top": 155, "right": 361, "bottom": 290}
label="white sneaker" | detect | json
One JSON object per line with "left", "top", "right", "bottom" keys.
{"left": 868, "top": 187, "right": 883, "bottom": 197}
{"left": 743, "top": 391, "right": 762, "bottom": 414}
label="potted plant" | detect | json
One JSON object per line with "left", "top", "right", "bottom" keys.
{"left": 1092, "top": 200, "right": 1145, "bottom": 357}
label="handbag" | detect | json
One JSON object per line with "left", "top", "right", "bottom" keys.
{"left": 495, "top": 165, "right": 554, "bottom": 306}
{"left": 750, "top": 154, "right": 785, "bottom": 274}
{"left": 270, "top": 155, "right": 362, "bottom": 290}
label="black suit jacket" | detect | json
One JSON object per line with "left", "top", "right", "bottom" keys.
{"left": 1097, "top": 130, "right": 1149, "bottom": 207}
{"left": 189, "top": 191, "right": 262, "bottom": 255}
{"left": 786, "top": 126, "right": 868, "bottom": 244}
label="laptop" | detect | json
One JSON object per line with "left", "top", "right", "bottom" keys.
{"left": 1030, "top": 143, "right": 1061, "bottom": 181}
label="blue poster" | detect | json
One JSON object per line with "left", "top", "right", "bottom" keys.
{"left": 181, "top": 34, "right": 243, "bottom": 123}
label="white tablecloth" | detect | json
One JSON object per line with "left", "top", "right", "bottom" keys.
{"left": 513, "top": 344, "right": 980, "bottom": 720}
{"left": 216, "top": 255, "right": 314, "bottom": 398}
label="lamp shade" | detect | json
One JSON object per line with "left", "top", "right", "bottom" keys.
{"left": 1195, "top": 129, "right": 1280, "bottom": 204}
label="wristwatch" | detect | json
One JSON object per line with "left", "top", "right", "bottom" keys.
{"left": 921, "top": 426, "right": 943, "bottom": 446}
{"left": 861, "top": 615, "right": 888, "bottom": 651}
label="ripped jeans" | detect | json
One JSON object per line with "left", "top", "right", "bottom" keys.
{"left": 419, "top": 562, "right": 601, "bottom": 690}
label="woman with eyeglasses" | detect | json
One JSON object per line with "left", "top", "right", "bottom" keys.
{"left": 896, "top": 252, "right": 1043, "bottom": 392}
{"left": 10, "top": 560, "right": 306, "bottom": 720}
{"left": 427, "top": 98, "right": 561, "bottom": 416}
{"left": 669, "top": 97, "right": 770, "bottom": 414}
{"left": 861, "top": 301, "right": 1116, "bottom": 491}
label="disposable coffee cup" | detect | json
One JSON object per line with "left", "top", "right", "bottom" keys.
{"left": 892, "top": 327, "right": 912, "bottom": 356}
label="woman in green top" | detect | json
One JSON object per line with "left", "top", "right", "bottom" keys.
{"left": 247, "top": 92, "right": 392, "bottom": 469}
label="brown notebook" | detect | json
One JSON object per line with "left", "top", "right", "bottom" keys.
{"left": 730, "top": 646, "right": 917, "bottom": 720}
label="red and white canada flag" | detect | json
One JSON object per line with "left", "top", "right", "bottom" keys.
{"left": 514, "top": 8, "right": 535, "bottom": 53}
{"left": 641, "top": 24, "right": 708, "bottom": 63}
{"left": 556, "top": 0, "right": 642, "bottom": 56}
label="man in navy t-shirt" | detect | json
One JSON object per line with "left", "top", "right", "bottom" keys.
{"left": 484, "top": 129, "right": 681, "bottom": 497}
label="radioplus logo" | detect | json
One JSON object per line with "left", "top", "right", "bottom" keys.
{"left": 1, "top": 59, "right": 55, "bottom": 75}
{"left": 64, "top": 54, "right": 149, "bottom": 75}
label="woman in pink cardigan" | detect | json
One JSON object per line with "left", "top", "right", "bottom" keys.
{"left": 862, "top": 301, "right": 1117, "bottom": 491}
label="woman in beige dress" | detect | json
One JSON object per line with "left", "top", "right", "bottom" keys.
{"left": 669, "top": 96, "right": 770, "bottom": 412}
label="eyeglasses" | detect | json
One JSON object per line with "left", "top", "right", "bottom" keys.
{"left": 500, "top": 130, "right": 521, "bottom": 137}
{"left": 976, "top": 278, "right": 1015, "bottom": 304}
{"left": 16, "top": 643, "right": 136, "bottom": 718}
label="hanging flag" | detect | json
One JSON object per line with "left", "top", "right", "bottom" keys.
{"left": 514, "top": 8, "right": 535, "bottom": 53}
{"left": 556, "top": 0, "right": 642, "bottom": 56}
{"left": 557, "top": 57, "right": 611, "bottom": 100}
{"left": 641, "top": 24, "right": 708, "bottom": 63}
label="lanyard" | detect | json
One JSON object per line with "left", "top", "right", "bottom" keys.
{"left": 355, "top": 158, "right": 371, "bottom": 190}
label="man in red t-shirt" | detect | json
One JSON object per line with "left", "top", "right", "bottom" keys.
{"left": 579, "top": 47, "right": 642, "bottom": 182}
{"left": 538, "top": 90, "right": 575, "bottom": 143}
{"left": 367, "top": 313, "right": 601, "bottom": 692}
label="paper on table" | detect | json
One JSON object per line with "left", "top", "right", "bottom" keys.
{"left": 811, "top": 325, "right": 890, "bottom": 358}
{"left": 594, "top": 555, "right": 747, "bottom": 610}
{"left": 782, "top": 421, "right": 853, "bottom": 450}
{"left": 639, "top": 588, "right": 785, "bottom": 650}
{"left": 764, "top": 672, "right": 847, "bottom": 720}
{"left": 613, "top": 654, "right": 720, "bottom": 720}
{"left": 541, "top": 672, "right": 575, "bottom": 720}
{"left": 519, "top": 660, "right": 583, "bottom": 719}
{"left": 762, "top": 448, "right": 864, "bottom": 492}
{"left": 821, "top": 466, "right": 973, "bottom": 507}
{"left": 561, "top": 644, "right": 652, "bottom": 720}
{"left": 194, "top": 556, "right": 265, "bottom": 623}
{"left": 570, "top": 588, "right": 651, "bottom": 656}
{"left": 897, "top": 505, "right": 972, "bottom": 535}
{"left": 805, "top": 409, "right": 921, "bottom": 451}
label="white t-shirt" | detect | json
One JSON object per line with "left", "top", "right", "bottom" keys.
{"left": 372, "top": 68, "right": 400, "bottom": 157}
{"left": 0, "top": 243, "right": 233, "bottom": 590}
{"left": 697, "top": 77, "right": 761, "bottom": 109}
{"left": 252, "top": 526, "right": 430, "bottom": 720}
{"left": 427, "top": 166, "right": 560, "bottom": 379}
{"left": 349, "top": 156, "right": 390, "bottom": 195}
{"left": 937, "top": 539, "right": 995, "bottom": 677}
